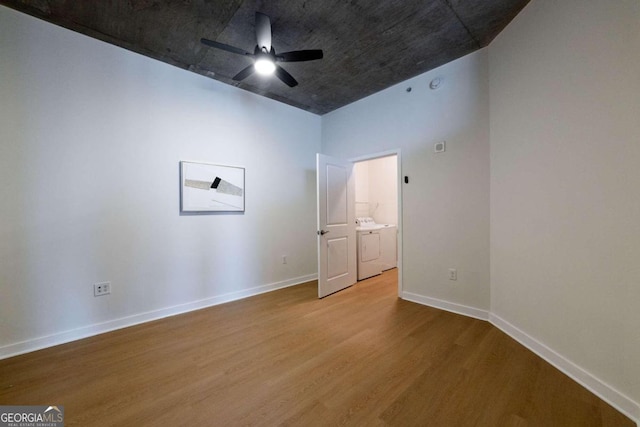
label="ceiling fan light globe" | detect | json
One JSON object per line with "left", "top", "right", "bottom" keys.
{"left": 255, "top": 58, "right": 276, "bottom": 75}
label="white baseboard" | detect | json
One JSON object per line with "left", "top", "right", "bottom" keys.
{"left": 3, "top": 280, "right": 637, "bottom": 425}
{"left": 402, "top": 291, "right": 490, "bottom": 321}
{"left": 490, "top": 313, "right": 639, "bottom": 425}
{"left": 401, "top": 292, "right": 638, "bottom": 425}
{"left": 0, "top": 273, "right": 317, "bottom": 361}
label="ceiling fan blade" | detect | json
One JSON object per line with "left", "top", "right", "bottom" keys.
{"left": 277, "top": 50, "right": 324, "bottom": 62}
{"left": 201, "top": 38, "right": 251, "bottom": 56}
{"left": 232, "top": 64, "right": 256, "bottom": 81}
{"left": 274, "top": 65, "right": 298, "bottom": 87}
{"left": 255, "top": 12, "right": 272, "bottom": 51}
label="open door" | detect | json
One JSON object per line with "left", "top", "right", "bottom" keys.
{"left": 317, "top": 153, "right": 356, "bottom": 298}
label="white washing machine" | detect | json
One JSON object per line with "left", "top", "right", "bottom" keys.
{"left": 356, "top": 218, "right": 384, "bottom": 280}
{"left": 356, "top": 218, "right": 397, "bottom": 280}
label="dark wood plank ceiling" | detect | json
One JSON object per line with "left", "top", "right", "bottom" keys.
{"left": 1, "top": 0, "right": 530, "bottom": 115}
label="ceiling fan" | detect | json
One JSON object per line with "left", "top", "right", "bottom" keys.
{"left": 200, "top": 12, "right": 323, "bottom": 87}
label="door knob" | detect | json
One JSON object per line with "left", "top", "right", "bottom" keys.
{"left": 317, "top": 230, "right": 330, "bottom": 235}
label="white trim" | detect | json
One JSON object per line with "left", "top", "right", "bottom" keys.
{"left": 489, "top": 313, "right": 639, "bottom": 425}
{"left": 402, "top": 294, "right": 639, "bottom": 424}
{"left": 396, "top": 151, "right": 403, "bottom": 299}
{"left": 2, "top": 276, "right": 637, "bottom": 425}
{"left": 402, "top": 291, "right": 490, "bottom": 321}
{"left": 349, "top": 149, "right": 400, "bottom": 163}
{"left": 0, "top": 274, "right": 317, "bottom": 361}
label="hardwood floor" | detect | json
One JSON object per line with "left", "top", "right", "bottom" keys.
{"left": 0, "top": 270, "right": 634, "bottom": 426}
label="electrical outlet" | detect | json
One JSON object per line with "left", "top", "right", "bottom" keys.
{"left": 282, "top": 255, "right": 287, "bottom": 265}
{"left": 94, "top": 281, "right": 111, "bottom": 297}
{"left": 448, "top": 268, "right": 457, "bottom": 281}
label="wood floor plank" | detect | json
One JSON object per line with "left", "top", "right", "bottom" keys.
{"left": 0, "top": 269, "right": 634, "bottom": 426}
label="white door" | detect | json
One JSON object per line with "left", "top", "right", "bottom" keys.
{"left": 317, "top": 153, "right": 356, "bottom": 298}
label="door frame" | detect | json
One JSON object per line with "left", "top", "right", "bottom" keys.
{"left": 350, "top": 149, "right": 403, "bottom": 297}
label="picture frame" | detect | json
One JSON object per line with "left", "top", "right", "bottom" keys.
{"left": 180, "top": 161, "right": 245, "bottom": 212}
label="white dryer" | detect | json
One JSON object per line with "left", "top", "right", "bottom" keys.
{"left": 356, "top": 217, "right": 384, "bottom": 280}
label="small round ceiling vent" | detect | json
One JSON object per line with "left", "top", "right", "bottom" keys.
{"left": 429, "top": 77, "right": 443, "bottom": 90}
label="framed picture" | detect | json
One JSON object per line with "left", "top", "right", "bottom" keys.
{"left": 180, "top": 161, "right": 245, "bottom": 212}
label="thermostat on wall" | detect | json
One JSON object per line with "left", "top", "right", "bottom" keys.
{"left": 434, "top": 141, "right": 446, "bottom": 153}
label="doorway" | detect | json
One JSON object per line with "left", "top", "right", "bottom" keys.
{"left": 316, "top": 150, "right": 402, "bottom": 298}
{"left": 352, "top": 151, "right": 402, "bottom": 296}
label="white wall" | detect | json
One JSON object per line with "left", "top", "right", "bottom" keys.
{"left": 354, "top": 156, "right": 397, "bottom": 225}
{"left": 367, "top": 156, "right": 398, "bottom": 225}
{"left": 489, "top": 0, "right": 640, "bottom": 416}
{"left": 322, "top": 51, "right": 491, "bottom": 315}
{"left": 0, "top": 6, "right": 320, "bottom": 356}
{"left": 354, "top": 161, "right": 370, "bottom": 217}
